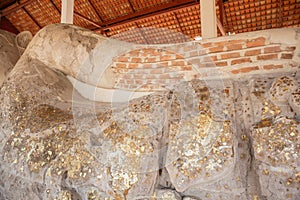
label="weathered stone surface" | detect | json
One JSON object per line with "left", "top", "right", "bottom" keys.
{"left": 165, "top": 80, "right": 236, "bottom": 192}
{"left": 0, "top": 29, "right": 20, "bottom": 86}
{"left": 153, "top": 189, "right": 181, "bottom": 200}
{"left": 0, "top": 24, "right": 299, "bottom": 200}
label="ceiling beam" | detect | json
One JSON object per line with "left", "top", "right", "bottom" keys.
{"left": 86, "top": 0, "right": 103, "bottom": 23}
{"left": 50, "top": 0, "right": 101, "bottom": 28}
{"left": 0, "top": 16, "right": 19, "bottom": 34}
{"left": 278, "top": 0, "right": 283, "bottom": 27}
{"left": 74, "top": 12, "right": 101, "bottom": 28}
{"left": 23, "top": 7, "right": 41, "bottom": 28}
{"left": 94, "top": 0, "right": 199, "bottom": 31}
{"left": 127, "top": 0, "right": 135, "bottom": 12}
{"left": 1, "top": 0, "right": 35, "bottom": 17}
{"left": 173, "top": 12, "right": 184, "bottom": 34}
{"left": 218, "top": 0, "right": 225, "bottom": 27}
{"left": 0, "top": 0, "right": 17, "bottom": 10}
{"left": 217, "top": 17, "right": 226, "bottom": 36}
{"left": 135, "top": 22, "right": 149, "bottom": 44}
{"left": 49, "top": 0, "right": 61, "bottom": 15}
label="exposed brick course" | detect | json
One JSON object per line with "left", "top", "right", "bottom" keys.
{"left": 111, "top": 33, "right": 297, "bottom": 91}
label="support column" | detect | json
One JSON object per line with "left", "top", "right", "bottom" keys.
{"left": 200, "top": 0, "right": 217, "bottom": 39}
{"left": 61, "top": 0, "right": 74, "bottom": 24}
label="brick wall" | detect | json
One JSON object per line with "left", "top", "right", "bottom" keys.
{"left": 109, "top": 28, "right": 299, "bottom": 91}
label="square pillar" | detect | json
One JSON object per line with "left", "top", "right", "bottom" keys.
{"left": 200, "top": 0, "right": 217, "bottom": 39}
{"left": 61, "top": 0, "right": 74, "bottom": 24}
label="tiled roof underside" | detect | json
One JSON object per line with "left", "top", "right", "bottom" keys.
{"left": 3, "top": 0, "right": 300, "bottom": 44}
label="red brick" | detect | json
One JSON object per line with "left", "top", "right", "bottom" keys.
{"left": 184, "top": 45, "right": 197, "bottom": 52}
{"left": 264, "top": 46, "right": 281, "bottom": 53}
{"left": 120, "top": 74, "right": 132, "bottom": 79}
{"left": 281, "top": 53, "right": 293, "bottom": 59}
{"left": 257, "top": 54, "right": 278, "bottom": 60}
{"left": 144, "top": 57, "right": 157, "bottom": 63}
{"left": 128, "top": 50, "right": 140, "bottom": 56}
{"left": 189, "top": 51, "right": 198, "bottom": 57}
{"left": 144, "top": 74, "right": 158, "bottom": 79}
{"left": 133, "top": 74, "right": 144, "bottom": 79}
{"left": 209, "top": 46, "right": 224, "bottom": 53}
{"left": 226, "top": 44, "right": 243, "bottom": 51}
{"left": 231, "top": 57, "right": 251, "bottom": 65}
{"left": 140, "top": 64, "right": 153, "bottom": 69}
{"left": 172, "top": 61, "right": 185, "bottom": 66}
{"left": 142, "top": 48, "right": 156, "bottom": 54}
{"left": 214, "top": 40, "right": 245, "bottom": 47}
{"left": 201, "top": 42, "right": 212, "bottom": 48}
{"left": 116, "top": 56, "right": 129, "bottom": 62}
{"left": 160, "top": 55, "right": 173, "bottom": 61}
{"left": 245, "top": 49, "right": 261, "bottom": 56}
{"left": 285, "top": 46, "right": 296, "bottom": 51}
{"left": 127, "top": 63, "right": 139, "bottom": 69}
{"left": 116, "top": 63, "right": 127, "bottom": 68}
{"left": 159, "top": 74, "right": 171, "bottom": 79}
{"left": 180, "top": 65, "right": 193, "bottom": 70}
{"left": 176, "top": 54, "right": 185, "bottom": 59}
{"left": 221, "top": 52, "right": 241, "bottom": 59}
{"left": 263, "top": 64, "right": 284, "bottom": 70}
{"left": 215, "top": 61, "right": 228, "bottom": 67}
{"left": 246, "top": 37, "right": 266, "bottom": 48}
{"left": 126, "top": 79, "right": 134, "bottom": 84}
{"left": 203, "top": 56, "right": 217, "bottom": 62}
{"left": 134, "top": 79, "right": 143, "bottom": 85}
{"left": 197, "top": 63, "right": 215, "bottom": 68}
{"left": 150, "top": 69, "right": 164, "bottom": 74}
{"left": 131, "top": 57, "right": 142, "bottom": 63}
{"left": 231, "top": 66, "right": 259, "bottom": 74}
{"left": 158, "top": 62, "right": 170, "bottom": 67}
{"left": 188, "top": 58, "right": 201, "bottom": 64}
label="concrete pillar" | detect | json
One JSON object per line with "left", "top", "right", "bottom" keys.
{"left": 200, "top": 0, "right": 217, "bottom": 39}
{"left": 61, "top": 0, "right": 74, "bottom": 24}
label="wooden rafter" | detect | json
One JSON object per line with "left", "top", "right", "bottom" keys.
{"left": 0, "top": 0, "right": 17, "bottom": 10}
{"left": 127, "top": 0, "right": 135, "bottom": 12}
{"left": 22, "top": 6, "right": 41, "bottom": 28}
{"left": 87, "top": 0, "right": 103, "bottom": 23}
{"left": 278, "top": 0, "right": 283, "bottom": 27}
{"left": 1, "top": 0, "right": 35, "bottom": 17}
{"left": 49, "top": 0, "right": 60, "bottom": 15}
{"left": 94, "top": 0, "right": 199, "bottom": 31}
{"left": 216, "top": 18, "right": 226, "bottom": 36}
{"left": 217, "top": 0, "right": 227, "bottom": 35}
{"left": 173, "top": 12, "right": 183, "bottom": 34}
{"left": 74, "top": 12, "right": 101, "bottom": 28}
{"left": 135, "top": 22, "right": 149, "bottom": 44}
{"left": 49, "top": 0, "right": 101, "bottom": 28}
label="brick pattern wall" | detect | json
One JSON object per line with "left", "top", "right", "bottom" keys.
{"left": 110, "top": 29, "right": 298, "bottom": 91}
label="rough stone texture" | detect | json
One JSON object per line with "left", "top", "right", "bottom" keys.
{"left": 0, "top": 24, "right": 299, "bottom": 200}
{"left": 0, "top": 30, "right": 20, "bottom": 86}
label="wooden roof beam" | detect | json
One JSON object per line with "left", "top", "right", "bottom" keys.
{"left": 173, "top": 12, "right": 184, "bottom": 34}
{"left": 87, "top": 0, "right": 103, "bottom": 23}
{"left": 217, "top": 17, "right": 226, "bottom": 36}
{"left": 50, "top": 0, "right": 101, "bottom": 28}
{"left": 135, "top": 22, "right": 149, "bottom": 44}
{"left": 127, "top": 0, "right": 135, "bottom": 12}
{"left": 1, "top": 0, "right": 35, "bottom": 17}
{"left": 94, "top": 0, "right": 199, "bottom": 31}
{"left": 74, "top": 12, "right": 101, "bottom": 28}
{"left": 22, "top": 7, "right": 41, "bottom": 28}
